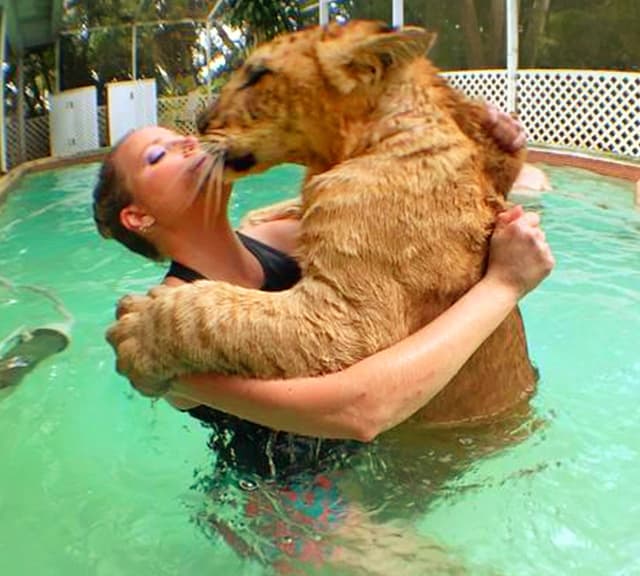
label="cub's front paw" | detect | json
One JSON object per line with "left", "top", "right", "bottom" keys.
{"left": 106, "top": 292, "right": 174, "bottom": 397}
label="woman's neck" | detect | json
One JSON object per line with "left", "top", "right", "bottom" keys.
{"left": 160, "top": 215, "right": 264, "bottom": 289}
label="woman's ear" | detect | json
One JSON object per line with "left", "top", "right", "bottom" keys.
{"left": 120, "top": 205, "right": 155, "bottom": 233}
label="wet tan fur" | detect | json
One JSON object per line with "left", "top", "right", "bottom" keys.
{"left": 111, "top": 21, "right": 536, "bottom": 425}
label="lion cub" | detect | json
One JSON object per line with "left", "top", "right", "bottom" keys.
{"left": 110, "top": 21, "right": 536, "bottom": 425}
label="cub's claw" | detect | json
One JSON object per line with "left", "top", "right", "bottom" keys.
{"left": 115, "top": 293, "right": 152, "bottom": 320}
{"left": 148, "top": 285, "right": 172, "bottom": 299}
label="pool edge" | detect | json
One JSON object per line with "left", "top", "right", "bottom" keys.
{"left": 527, "top": 148, "right": 640, "bottom": 181}
{"left": 0, "top": 149, "right": 109, "bottom": 204}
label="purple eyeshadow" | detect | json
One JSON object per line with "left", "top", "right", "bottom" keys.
{"left": 146, "top": 146, "right": 166, "bottom": 165}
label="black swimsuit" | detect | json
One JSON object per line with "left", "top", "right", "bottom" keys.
{"left": 166, "top": 231, "right": 357, "bottom": 478}
{"left": 166, "top": 231, "right": 301, "bottom": 291}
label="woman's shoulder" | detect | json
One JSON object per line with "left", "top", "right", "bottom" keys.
{"left": 239, "top": 218, "right": 300, "bottom": 256}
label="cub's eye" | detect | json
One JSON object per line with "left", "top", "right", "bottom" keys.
{"left": 145, "top": 145, "right": 166, "bottom": 165}
{"left": 242, "top": 65, "right": 272, "bottom": 89}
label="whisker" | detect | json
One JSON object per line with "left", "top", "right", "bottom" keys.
{"left": 203, "top": 150, "right": 227, "bottom": 227}
{"left": 195, "top": 155, "right": 216, "bottom": 193}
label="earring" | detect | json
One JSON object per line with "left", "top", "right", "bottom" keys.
{"left": 139, "top": 219, "right": 155, "bottom": 233}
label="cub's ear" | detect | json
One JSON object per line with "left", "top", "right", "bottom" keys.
{"left": 316, "top": 26, "right": 437, "bottom": 94}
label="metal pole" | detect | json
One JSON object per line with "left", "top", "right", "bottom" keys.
{"left": 54, "top": 36, "right": 61, "bottom": 93}
{"left": 132, "top": 24, "right": 137, "bottom": 80}
{"left": 17, "top": 54, "right": 26, "bottom": 164}
{"left": 0, "top": 7, "right": 6, "bottom": 172}
{"left": 506, "top": 0, "right": 519, "bottom": 114}
{"left": 392, "top": 0, "right": 404, "bottom": 27}
{"left": 319, "top": 0, "right": 329, "bottom": 25}
{"left": 205, "top": 21, "right": 212, "bottom": 99}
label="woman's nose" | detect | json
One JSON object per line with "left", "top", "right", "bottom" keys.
{"left": 182, "top": 136, "right": 200, "bottom": 156}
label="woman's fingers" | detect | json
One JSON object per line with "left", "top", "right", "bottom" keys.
{"left": 522, "top": 211, "right": 540, "bottom": 227}
{"left": 485, "top": 104, "right": 527, "bottom": 152}
{"left": 497, "top": 206, "right": 540, "bottom": 229}
{"left": 496, "top": 205, "right": 524, "bottom": 226}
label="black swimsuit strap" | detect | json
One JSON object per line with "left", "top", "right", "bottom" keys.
{"left": 235, "top": 231, "right": 301, "bottom": 291}
{"left": 165, "top": 231, "right": 301, "bottom": 291}
{"left": 165, "top": 260, "right": 207, "bottom": 283}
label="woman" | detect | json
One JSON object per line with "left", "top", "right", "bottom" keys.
{"left": 93, "top": 122, "right": 553, "bottom": 571}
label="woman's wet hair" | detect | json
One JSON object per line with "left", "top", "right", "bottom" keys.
{"left": 92, "top": 137, "right": 163, "bottom": 261}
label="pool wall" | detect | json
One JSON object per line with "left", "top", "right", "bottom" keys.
{"left": 0, "top": 149, "right": 107, "bottom": 204}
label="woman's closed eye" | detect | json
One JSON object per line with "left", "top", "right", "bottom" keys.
{"left": 145, "top": 145, "right": 166, "bottom": 165}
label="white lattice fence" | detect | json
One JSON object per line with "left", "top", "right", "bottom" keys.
{"left": 442, "top": 70, "right": 509, "bottom": 112}
{"left": 98, "top": 105, "right": 108, "bottom": 147}
{"left": 24, "top": 116, "right": 50, "bottom": 160}
{"left": 5, "top": 117, "right": 19, "bottom": 169}
{"left": 444, "top": 69, "right": 640, "bottom": 159}
{"left": 517, "top": 70, "right": 640, "bottom": 158}
{"left": 157, "top": 94, "right": 212, "bottom": 135}
{"left": 4, "top": 115, "right": 49, "bottom": 168}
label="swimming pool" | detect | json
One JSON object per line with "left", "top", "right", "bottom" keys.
{"left": 0, "top": 162, "right": 638, "bottom": 575}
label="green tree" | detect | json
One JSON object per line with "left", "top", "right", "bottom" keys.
{"left": 532, "top": 0, "right": 640, "bottom": 70}
{"left": 60, "top": 0, "right": 212, "bottom": 100}
{"left": 222, "top": 0, "right": 307, "bottom": 47}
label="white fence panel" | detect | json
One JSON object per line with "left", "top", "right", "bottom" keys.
{"left": 49, "top": 86, "right": 99, "bottom": 157}
{"left": 517, "top": 70, "right": 640, "bottom": 158}
{"left": 106, "top": 79, "right": 157, "bottom": 145}
{"left": 443, "top": 69, "right": 640, "bottom": 159}
{"left": 157, "top": 94, "right": 211, "bottom": 135}
{"left": 443, "top": 70, "right": 509, "bottom": 113}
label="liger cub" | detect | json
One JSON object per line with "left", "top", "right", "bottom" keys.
{"left": 108, "top": 20, "right": 537, "bottom": 425}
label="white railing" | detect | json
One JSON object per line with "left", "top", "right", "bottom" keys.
{"left": 6, "top": 69, "right": 640, "bottom": 169}
{"left": 156, "top": 94, "right": 210, "bottom": 136}
{"left": 445, "top": 69, "right": 640, "bottom": 159}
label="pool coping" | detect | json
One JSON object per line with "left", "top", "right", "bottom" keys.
{"left": 0, "top": 149, "right": 108, "bottom": 204}
{"left": 1, "top": 146, "right": 639, "bottom": 205}
{"left": 527, "top": 148, "right": 640, "bottom": 182}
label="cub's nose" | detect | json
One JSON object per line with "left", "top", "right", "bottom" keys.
{"left": 196, "top": 100, "right": 219, "bottom": 134}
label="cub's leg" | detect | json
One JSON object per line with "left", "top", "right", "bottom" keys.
{"left": 108, "top": 277, "right": 405, "bottom": 397}
{"left": 239, "top": 197, "right": 302, "bottom": 227}
{"left": 444, "top": 91, "right": 525, "bottom": 198}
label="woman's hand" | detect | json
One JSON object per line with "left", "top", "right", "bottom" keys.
{"left": 485, "top": 104, "right": 526, "bottom": 152}
{"left": 486, "top": 205, "right": 555, "bottom": 298}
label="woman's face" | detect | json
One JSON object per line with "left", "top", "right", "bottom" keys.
{"left": 113, "top": 126, "right": 210, "bottom": 231}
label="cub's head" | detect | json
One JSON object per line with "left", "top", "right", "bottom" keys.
{"left": 197, "top": 20, "right": 436, "bottom": 179}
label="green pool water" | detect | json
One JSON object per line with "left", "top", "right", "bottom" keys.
{"left": 0, "top": 162, "right": 638, "bottom": 575}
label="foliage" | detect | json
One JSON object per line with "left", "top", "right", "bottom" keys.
{"left": 534, "top": 0, "right": 640, "bottom": 71}
{"left": 4, "top": 48, "right": 54, "bottom": 117}
{"left": 12, "top": 0, "right": 640, "bottom": 117}
{"left": 62, "top": 0, "right": 210, "bottom": 27}
{"left": 223, "top": 0, "right": 305, "bottom": 46}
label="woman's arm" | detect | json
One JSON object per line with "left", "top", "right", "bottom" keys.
{"left": 169, "top": 206, "right": 554, "bottom": 440}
